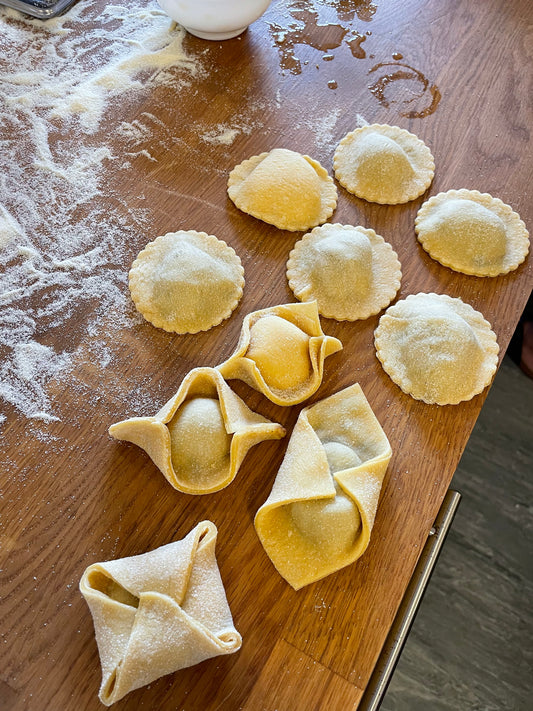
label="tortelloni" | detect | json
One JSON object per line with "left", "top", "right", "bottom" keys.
{"left": 109, "top": 367, "right": 285, "bottom": 494}
{"left": 374, "top": 293, "right": 499, "bottom": 405}
{"left": 80, "top": 521, "right": 242, "bottom": 706}
{"left": 217, "top": 301, "right": 343, "bottom": 406}
{"left": 254, "top": 383, "right": 392, "bottom": 590}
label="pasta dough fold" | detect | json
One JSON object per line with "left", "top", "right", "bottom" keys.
{"left": 255, "top": 384, "right": 392, "bottom": 589}
{"left": 227, "top": 148, "right": 337, "bottom": 231}
{"left": 80, "top": 521, "right": 242, "bottom": 706}
{"left": 109, "top": 367, "right": 285, "bottom": 494}
{"left": 217, "top": 301, "right": 342, "bottom": 406}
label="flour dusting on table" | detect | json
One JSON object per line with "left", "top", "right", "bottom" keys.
{"left": 0, "top": 1, "right": 202, "bottom": 421}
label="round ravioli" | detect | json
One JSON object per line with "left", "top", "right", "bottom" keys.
{"left": 129, "top": 230, "right": 244, "bottom": 333}
{"left": 333, "top": 124, "right": 434, "bottom": 204}
{"left": 374, "top": 293, "right": 499, "bottom": 405}
{"left": 227, "top": 148, "right": 338, "bottom": 231}
{"left": 287, "top": 223, "right": 402, "bottom": 320}
{"left": 415, "top": 189, "right": 530, "bottom": 276}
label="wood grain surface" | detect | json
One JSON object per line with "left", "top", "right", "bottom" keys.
{"left": 1, "top": 1, "right": 532, "bottom": 710}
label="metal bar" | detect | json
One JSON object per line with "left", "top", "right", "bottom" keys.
{"left": 0, "top": 0, "right": 78, "bottom": 19}
{"left": 358, "top": 488, "right": 462, "bottom": 711}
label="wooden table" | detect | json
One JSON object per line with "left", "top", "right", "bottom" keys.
{"left": 1, "top": 1, "right": 532, "bottom": 709}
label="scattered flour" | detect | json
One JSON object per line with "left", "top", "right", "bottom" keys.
{"left": 0, "top": 0, "right": 203, "bottom": 421}
{"left": 0, "top": 0, "right": 367, "bottom": 424}
{"left": 200, "top": 122, "right": 253, "bottom": 146}
{"left": 312, "top": 107, "right": 343, "bottom": 152}
{"left": 202, "top": 126, "right": 241, "bottom": 146}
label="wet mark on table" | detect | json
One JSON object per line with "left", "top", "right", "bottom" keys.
{"left": 266, "top": 1, "right": 440, "bottom": 115}
{"left": 368, "top": 61, "right": 442, "bottom": 118}
{"left": 267, "top": 1, "right": 376, "bottom": 76}
{"left": 319, "top": 0, "right": 377, "bottom": 23}
{"left": 268, "top": 7, "right": 349, "bottom": 75}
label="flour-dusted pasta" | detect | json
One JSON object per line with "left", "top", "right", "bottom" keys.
{"left": 227, "top": 148, "right": 337, "bottom": 231}
{"left": 255, "top": 383, "right": 391, "bottom": 589}
{"left": 374, "top": 293, "right": 499, "bottom": 405}
{"left": 217, "top": 301, "right": 342, "bottom": 406}
{"left": 334, "top": 124, "right": 434, "bottom": 204}
{"left": 80, "top": 521, "right": 242, "bottom": 706}
{"left": 109, "top": 367, "right": 285, "bottom": 494}
{"left": 129, "top": 230, "right": 244, "bottom": 333}
{"left": 287, "top": 223, "right": 401, "bottom": 320}
{"left": 415, "top": 189, "right": 529, "bottom": 276}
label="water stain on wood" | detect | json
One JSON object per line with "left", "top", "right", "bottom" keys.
{"left": 368, "top": 61, "right": 442, "bottom": 118}
{"left": 269, "top": 9, "right": 348, "bottom": 74}
{"left": 320, "top": 0, "right": 377, "bottom": 23}
{"left": 347, "top": 32, "right": 369, "bottom": 59}
{"left": 267, "top": 0, "right": 378, "bottom": 75}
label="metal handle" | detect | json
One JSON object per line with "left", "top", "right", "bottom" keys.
{"left": 358, "top": 488, "right": 462, "bottom": 711}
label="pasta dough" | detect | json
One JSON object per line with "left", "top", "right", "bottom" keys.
{"left": 217, "top": 301, "right": 343, "bottom": 406}
{"left": 227, "top": 148, "right": 338, "bottom": 231}
{"left": 128, "top": 230, "right": 244, "bottom": 333}
{"left": 80, "top": 521, "right": 242, "bottom": 706}
{"left": 109, "top": 367, "right": 285, "bottom": 494}
{"left": 255, "top": 383, "right": 392, "bottom": 589}
{"left": 333, "top": 124, "right": 434, "bottom": 204}
{"left": 374, "top": 293, "right": 499, "bottom": 405}
{"left": 286, "top": 223, "right": 402, "bottom": 320}
{"left": 415, "top": 189, "right": 530, "bottom": 276}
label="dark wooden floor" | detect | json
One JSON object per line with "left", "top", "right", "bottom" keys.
{"left": 382, "top": 356, "right": 533, "bottom": 711}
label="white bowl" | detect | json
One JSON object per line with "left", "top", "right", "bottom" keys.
{"left": 157, "top": 0, "right": 272, "bottom": 40}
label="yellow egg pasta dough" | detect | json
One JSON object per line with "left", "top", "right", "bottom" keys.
{"left": 217, "top": 301, "right": 342, "bottom": 406}
{"left": 374, "top": 293, "right": 499, "bottom": 405}
{"left": 109, "top": 367, "right": 285, "bottom": 494}
{"left": 80, "top": 521, "right": 242, "bottom": 706}
{"left": 227, "top": 148, "right": 337, "bottom": 231}
{"left": 333, "top": 124, "right": 434, "bottom": 204}
{"left": 287, "top": 223, "right": 402, "bottom": 320}
{"left": 415, "top": 189, "right": 529, "bottom": 276}
{"left": 128, "top": 230, "right": 244, "bottom": 333}
{"left": 254, "top": 383, "right": 391, "bottom": 589}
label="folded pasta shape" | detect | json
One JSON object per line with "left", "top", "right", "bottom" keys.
{"left": 374, "top": 293, "right": 499, "bottom": 404}
{"left": 109, "top": 367, "right": 285, "bottom": 494}
{"left": 255, "top": 384, "right": 392, "bottom": 589}
{"left": 217, "top": 301, "right": 343, "bottom": 406}
{"left": 80, "top": 521, "right": 242, "bottom": 706}
{"left": 333, "top": 124, "right": 434, "bottom": 204}
{"left": 227, "top": 148, "right": 338, "bottom": 231}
